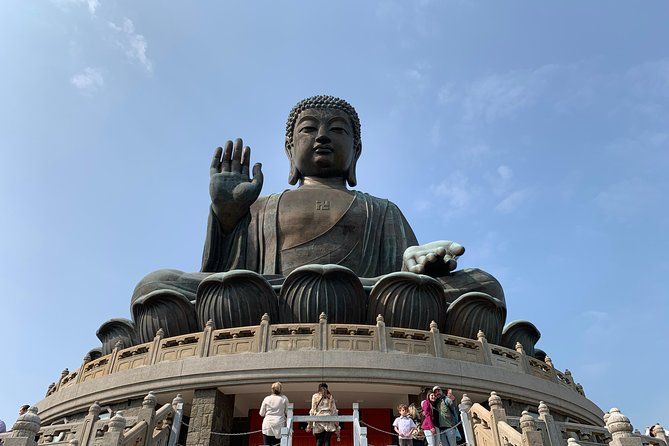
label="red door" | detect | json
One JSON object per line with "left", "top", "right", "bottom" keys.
{"left": 249, "top": 408, "right": 394, "bottom": 446}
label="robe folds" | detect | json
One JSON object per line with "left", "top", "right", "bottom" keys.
{"left": 201, "top": 191, "right": 418, "bottom": 277}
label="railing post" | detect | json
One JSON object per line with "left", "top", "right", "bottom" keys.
{"left": 430, "top": 321, "right": 443, "bottom": 358}
{"left": 137, "top": 392, "right": 158, "bottom": 446}
{"left": 319, "top": 313, "right": 328, "bottom": 350}
{"left": 376, "top": 315, "right": 387, "bottom": 352}
{"left": 520, "top": 411, "right": 544, "bottom": 446}
{"left": 198, "top": 319, "right": 215, "bottom": 357}
{"left": 104, "top": 411, "right": 126, "bottom": 445}
{"left": 5, "top": 406, "right": 41, "bottom": 446}
{"left": 106, "top": 341, "right": 123, "bottom": 374}
{"left": 606, "top": 408, "right": 643, "bottom": 446}
{"left": 168, "top": 394, "right": 184, "bottom": 446}
{"left": 488, "top": 392, "right": 506, "bottom": 446}
{"left": 149, "top": 328, "right": 165, "bottom": 365}
{"left": 477, "top": 330, "right": 493, "bottom": 365}
{"left": 543, "top": 356, "right": 559, "bottom": 383}
{"left": 77, "top": 401, "right": 101, "bottom": 446}
{"left": 75, "top": 353, "right": 90, "bottom": 384}
{"left": 259, "top": 313, "right": 271, "bottom": 352}
{"left": 652, "top": 425, "right": 667, "bottom": 445}
{"left": 54, "top": 368, "right": 70, "bottom": 392}
{"left": 538, "top": 401, "right": 562, "bottom": 446}
{"left": 515, "top": 342, "right": 530, "bottom": 374}
{"left": 459, "top": 394, "right": 476, "bottom": 446}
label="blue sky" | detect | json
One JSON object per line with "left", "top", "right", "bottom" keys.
{"left": 1, "top": 0, "right": 668, "bottom": 431}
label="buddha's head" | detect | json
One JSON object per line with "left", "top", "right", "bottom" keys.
{"left": 285, "top": 95, "right": 362, "bottom": 187}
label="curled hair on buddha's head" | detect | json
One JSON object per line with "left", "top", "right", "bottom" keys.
{"left": 285, "top": 95, "right": 362, "bottom": 187}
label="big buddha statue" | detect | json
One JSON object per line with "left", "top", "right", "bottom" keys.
{"left": 102, "top": 96, "right": 519, "bottom": 356}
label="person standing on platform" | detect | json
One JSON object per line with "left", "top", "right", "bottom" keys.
{"left": 306, "top": 383, "right": 341, "bottom": 446}
{"left": 433, "top": 387, "right": 457, "bottom": 446}
{"left": 421, "top": 390, "right": 440, "bottom": 446}
{"left": 260, "top": 382, "right": 290, "bottom": 446}
{"left": 394, "top": 404, "right": 417, "bottom": 446}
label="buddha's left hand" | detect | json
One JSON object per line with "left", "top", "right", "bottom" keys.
{"left": 402, "top": 241, "right": 465, "bottom": 277}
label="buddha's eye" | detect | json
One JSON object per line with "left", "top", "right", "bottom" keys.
{"left": 330, "top": 127, "right": 348, "bottom": 134}
{"left": 300, "top": 126, "right": 317, "bottom": 133}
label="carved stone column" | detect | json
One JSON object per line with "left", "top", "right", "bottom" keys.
{"left": 606, "top": 408, "right": 643, "bottom": 446}
{"left": 187, "top": 389, "right": 235, "bottom": 446}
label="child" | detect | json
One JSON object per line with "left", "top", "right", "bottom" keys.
{"left": 393, "top": 404, "right": 417, "bottom": 446}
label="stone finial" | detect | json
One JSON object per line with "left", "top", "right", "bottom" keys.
{"left": 567, "top": 438, "right": 581, "bottom": 446}
{"left": 459, "top": 394, "right": 473, "bottom": 412}
{"left": 172, "top": 394, "right": 184, "bottom": 407}
{"left": 651, "top": 424, "right": 665, "bottom": 437}
{"left": 377, "top": 314, "right": 385, "bottom": 323}
{"left": 109, "top": 411, "right": 126, "bottom": 432}
{"left": 83, "top": 353, "right": 92, "bottom": 362}
{"left": 206, "top": 319, "right": 214, "bottom": 328}
{"left": 603, "top": 411, "right": 610, "bottom": 424}
{"left": 429, "top": 320, "right": 438, "bottom": 330}
{"left": 606, "top": 408, "right": 633, "bottom": 438}
{"left": 477, "top": 330, "right": 487, "bottom": 342}
{"left": 488, "top": 391, "right": 502, "bottom": 410}
{"left": 520, "top": 411, "right": 537, "bottom": 432}
{"left": 319, "top": 312, "right": 327, "bottom": 322}
{"left": 12, "top": 406, "right": 41, "bottom": 438}
{"left": 88, "top": 401, "right": 101, "bottom": 416}
{"left": 261, "top": 313, "right": 270, "bottom": 322}
{"left": 564, "top": 369, "right": 574, "bottom": 382}
{"left": 576, "top": 383, "right": 585, "bottom": 396}
{"left": 142, "top": 391, "right": 157, "bottom": 409}
{"left": 46, "top": 382, "right": 56, "bottom": 396}
{"left": 515, "top": 342, "right": 525, "bottom": 354}
{"left": 538, "top": 401, "right": 550, "bottom": 416}
{"left": 544, "top": 355, "right": 554, "bottom": 368}
{"left": 155, "top": 327, "right": 165, "bottom": 338}
{"left": 114, "top": 339, "right": 124, "bottom": 350}
{"left": 60, "top": 368, "right": 70, "bottom": 378}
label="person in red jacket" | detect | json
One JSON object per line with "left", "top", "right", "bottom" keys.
{"left": 421, "top": 390, "right": 440, "bottom": 446}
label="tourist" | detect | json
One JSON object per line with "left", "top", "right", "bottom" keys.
{"left": 446, "top": 389, "right": 463, "bottom": 443}
{"left": 433, "top": 387, "right": 457, "bottom": 446}
{"left": 408, "top": 403, "right": 425, "bottom": 446}
{"left": 306, "top": 383, "right": 340, "bottom": 446}
{"left": 421, "top": 390, "right": 439, "bottom": 446}
{"left": 393, "top": 404, "right": 417, "bottom": 446}
{"left": 0, "top": 417, "right": 6, "bottom": 433}
{"left": 259, "top": 382, "right": 290, "bottom": 446}
{"left": 18, "top": 406, "right": 29, "bottom": 417}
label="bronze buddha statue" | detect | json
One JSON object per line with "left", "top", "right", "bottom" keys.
{"left": 124, "top": 96, "right": 509, "bottom": 347}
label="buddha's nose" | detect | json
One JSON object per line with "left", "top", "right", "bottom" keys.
{"left": 315, "top": 132, "right": 331, "bottom": 144}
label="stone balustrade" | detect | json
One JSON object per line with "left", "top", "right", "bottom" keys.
{"left": 0, "top": 393, "right": 183, "bottom": 446}
{"left": 48, "top": 314, "right": 582, "bottom": 398}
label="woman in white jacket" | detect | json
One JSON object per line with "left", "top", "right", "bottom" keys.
{"left": 260, "top": 382, "right": 290, "bottom": 446}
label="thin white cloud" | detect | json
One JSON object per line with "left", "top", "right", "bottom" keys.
{"left": 108, "top": 18, "right": 153, "bottom": 73}
{"left": 594, "top": 178, "right": 660, "bottom": 219}
{"left": 52, "top": 0, "right": 99, "bottom": 15}
{"left": 70, "top": 67, "right": 104, "bottom": 94}
{"left": 431, "top": 171, "right": 474, "bottom": 212}
{"left": 495, "top": 188, "right": 530, "bottom": 214}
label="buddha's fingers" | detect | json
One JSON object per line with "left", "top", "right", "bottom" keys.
{"left": 425, "top": 253, "right": 438, "bottom": 263}
{"left": 444, "top": 259, "right": 457, "bottom": 272}
{"left": 405, "top": 257, "right": 417, "bottom": 271}
{"left": 447, "top": 242, "right": 465, "bottom": 257}
{"left": 210, "top": 146, "right": 223, "bottom": 176}
{"left": 251, "top": 163, "right": 264, "bottom": 190}
{"left": 222, "top": 140, "right": 233, "bottom": 173}
{"left": 241, "top": 146, "right": 251, "bottom": 178}
{"left": 410, "top": 264, "right": 424, "bottom": 274}
{"left": 231, "top": 138, "right": 243, "bottom": 173}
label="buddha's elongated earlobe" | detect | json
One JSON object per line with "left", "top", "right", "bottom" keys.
{"left": 285, "top": 140, "right": 300, "bottom": 185}
{"left": 346, "top": 143, "right": 362, "bottom": 187}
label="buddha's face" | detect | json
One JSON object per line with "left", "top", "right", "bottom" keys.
{"left": 290, "top": 108, "right": 357, "bottom": 180}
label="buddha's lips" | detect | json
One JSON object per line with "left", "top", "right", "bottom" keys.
{"left": 314, "top": 147, "right": 334, "bottom": 154}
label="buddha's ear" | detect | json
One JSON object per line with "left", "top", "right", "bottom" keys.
{"left": 285, "top": 139, "right": 300, "bottom": 185}
{"left": 346, "top": 142, "right": 362, "bottom": 187}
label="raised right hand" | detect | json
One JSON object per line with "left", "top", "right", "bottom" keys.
{"left": 209, "top": 138, "right": 263, "bottom": 233}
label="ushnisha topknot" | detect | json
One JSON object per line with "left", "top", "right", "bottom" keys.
{"left": 285, "top": 95, "right": 362, "bottom": 152}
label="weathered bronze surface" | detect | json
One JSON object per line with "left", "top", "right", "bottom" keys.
{"left": 130, "top": 96, "right": 505, "bottom": 337}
